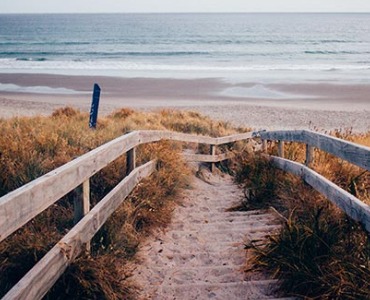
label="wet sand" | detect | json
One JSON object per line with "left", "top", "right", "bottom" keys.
{"left": 0, "top": 73, "right": 369, "bottom": 132}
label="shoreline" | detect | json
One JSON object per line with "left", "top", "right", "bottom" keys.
{"left": 0, "top": 73, "right": 369, "bottom": 132}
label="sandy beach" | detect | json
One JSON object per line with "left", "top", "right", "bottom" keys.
{"left": 0, "top": 73, "right": 369, "bottom": 132}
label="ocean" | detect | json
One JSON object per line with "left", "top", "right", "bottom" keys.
{"left": 0, "top": 13, "right": 369, "bottom": 83}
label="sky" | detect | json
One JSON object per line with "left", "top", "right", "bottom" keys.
{"left": 1, "top": 0, "right": 370, "bottom": 14}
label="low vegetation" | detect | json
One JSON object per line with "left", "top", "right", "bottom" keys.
{"left": 234, "top": 130, "right": 370, "bottom": 299}
{"left": 0, "top": 107, "right": 240, "bottom": 299}
{"left": 2, "top": 107, "right": 369, "bottom": 299}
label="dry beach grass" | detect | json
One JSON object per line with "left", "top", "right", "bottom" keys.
{"left": 0, "top": 106, "right": 369, "bottom": 298}
{"left": 0, "top": 107, "right": 240, "bottom": 298}
{"left": 233, "top": 131, "right": 370, "bottom": 299}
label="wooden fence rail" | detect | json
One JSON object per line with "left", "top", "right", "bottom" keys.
{"left": 0, "top": 130, "right": 252, "bottom": 299}
{"left": 0, "top": 131, "right": 141, "bottom": 243}
{"left": 260, "top": 130, "right": 370, "bottom": 171}
{"left": 258, "top": 129, "right": 370, "bottom": 231}
{"left": 268, "top": 156, "right": 370, "bottom": 232}
{"left": 1, "top": 129, "right": 370, "bottom": 299}
{"left": 3, "top": 161, "right": 156, "bottom": 300}
{"left": 0, "top": 131, "right": 253, "bottom": 244}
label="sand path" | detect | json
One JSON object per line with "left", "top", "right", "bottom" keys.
{"left": 132, "top": 168, "right": 293, "bottom": 299}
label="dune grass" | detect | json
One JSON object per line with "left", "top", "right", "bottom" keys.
{"left": 0, "top": 107, "right": 241, "bottom": 298}
{"left": 233, "top": 130, "right": 370, "bottom": 299}
{"left": 3, "top": 107, "right": 368, "bottom": 299}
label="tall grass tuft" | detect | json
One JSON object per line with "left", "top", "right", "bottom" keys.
{"left": 230, "top": 152, "right": 285, "bottom": 211}
{"left": 234, "top": 131, "right": 370, "bottom": 299}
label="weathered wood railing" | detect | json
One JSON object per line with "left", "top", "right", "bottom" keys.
{"left": 260, "top": 130, "right": 370, "bottom": 171}
{"left": 0, "top": 130, "right": 252, "bottom": 300}
{"left": 259, "top": 130, "right": 370, "bottom": 232}
{"left": 1, "top": 129, "right": 369, "bottom": 299}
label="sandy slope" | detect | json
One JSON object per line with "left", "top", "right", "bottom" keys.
{"left": 131, "top": 167, "right": 292, "bottom": 299}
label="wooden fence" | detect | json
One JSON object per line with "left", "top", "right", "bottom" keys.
{"left": 259, "top": 130, "right": 370, "bottom": 232}
{"left": 0, "top": 129, "right": 369, "bottom": 299}
{"left": 0, "top": 130, "right": 251, "bottom": 299}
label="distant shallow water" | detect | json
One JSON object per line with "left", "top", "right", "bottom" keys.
{"left": 0, "top": 13, "right": 369, "bottom": 83}
{"left": 0, "top": 83, "right": 89, "bottom": 95}
{"left": 0, "top": 59, "right": 369, "bottom": 84}
{"left": 219, "top": 84, "right": 316, "bottom": 99}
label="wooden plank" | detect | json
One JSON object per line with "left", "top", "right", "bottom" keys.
{"left": 138, "top": 130, "right": 253, "bottom": 146}
{"left": 73, "top": 180, "right": 90, "bottom": 225}
{"left": 0, "top": 131, "right": 141, "bottom": 243}
{"left": 82, "top": 180, "right": 90, "bottom": 217}
{"left": 268, "top": 156, "right": 370, "bottom": 232}
{"left": 260, "top": 130, "right": 306, "bottom": 143}
{"left": 261, "top": 139, "right": 267, "bottom": 153}
{"left": 210, "top": 145, "right": 216, "bottom": 172}
{"left": 139, "top": 130, "right": 215, "bottom": 145}
{"left": 73, "top": 187, "right": 83, "bottom": 225}
{"left": 303, "top": 130, "right": 370, "bottom": 171}
{"left": 82, "top": 180, "right": 91, "bottom": 251}
{"left": 278, "top": 141, "right": 284, "bottom": 158}
{"left": 268, "top": 155, "right": 304, "bottom": 177}
{"left": 214, "top": 132, "right": 253, "bottom": 145}
{"left": 3, "top": 160, "right": 156, "bottom": 300}
{"left": 305, "top": 145, "right": 314, "bottom": 167}
{"left": 183, "top": 152, "right": 234, "bottom": 163}
{"left": 0, "top": 130, "right": 254, "bottom": 242}
{"left": 260, "top": 130, "right": 370, "bottom": 171}
{"left": 126, "top": 147, "right": 136, "bottom": 175}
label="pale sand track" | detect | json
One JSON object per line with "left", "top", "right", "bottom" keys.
{"left": 131, "top": 167, "right": 293, "bottom": 299}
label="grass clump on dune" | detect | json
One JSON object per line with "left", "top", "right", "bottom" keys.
{"left": 0, "top": 107, "right": 240, "bottom": 299}
{"left": 233, "top": 130, "right": 370, "bottom": 299}
{"left": 0, "top": 108, "right": 237, "bottom": 196}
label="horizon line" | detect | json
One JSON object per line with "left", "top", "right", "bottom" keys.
{"left": 1, "top": 11, "right": 370, "bottom": 15}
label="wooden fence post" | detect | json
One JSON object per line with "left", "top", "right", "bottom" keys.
{"left": 261, "top": 139, "right": 267, "bottom": 153}
{"left": 82, "top": 180, "right": 90, "bottom": 216}
{"left": 126, "top": 147, "right": 136, "bottom": 175}
{"left": 73, "top": 180, "right": 90, "bottom": 224}
{"left": 278, "top": 140, "right": 284, "bottom": 158}
{"left": 305, "top": 144, "right": 314, "bottom": 167}
{"left": 73, "top": 179, "right": 91, "bottom": 251}
{"left": 82, "top": 180, "right": 91, "bottom": 251}
{"left": 210, "top": 144, "right": 216, "bottom": 172}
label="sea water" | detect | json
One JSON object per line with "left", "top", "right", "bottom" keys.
{"left": 0, "top": 13, "right": 369, "bottom": 83}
